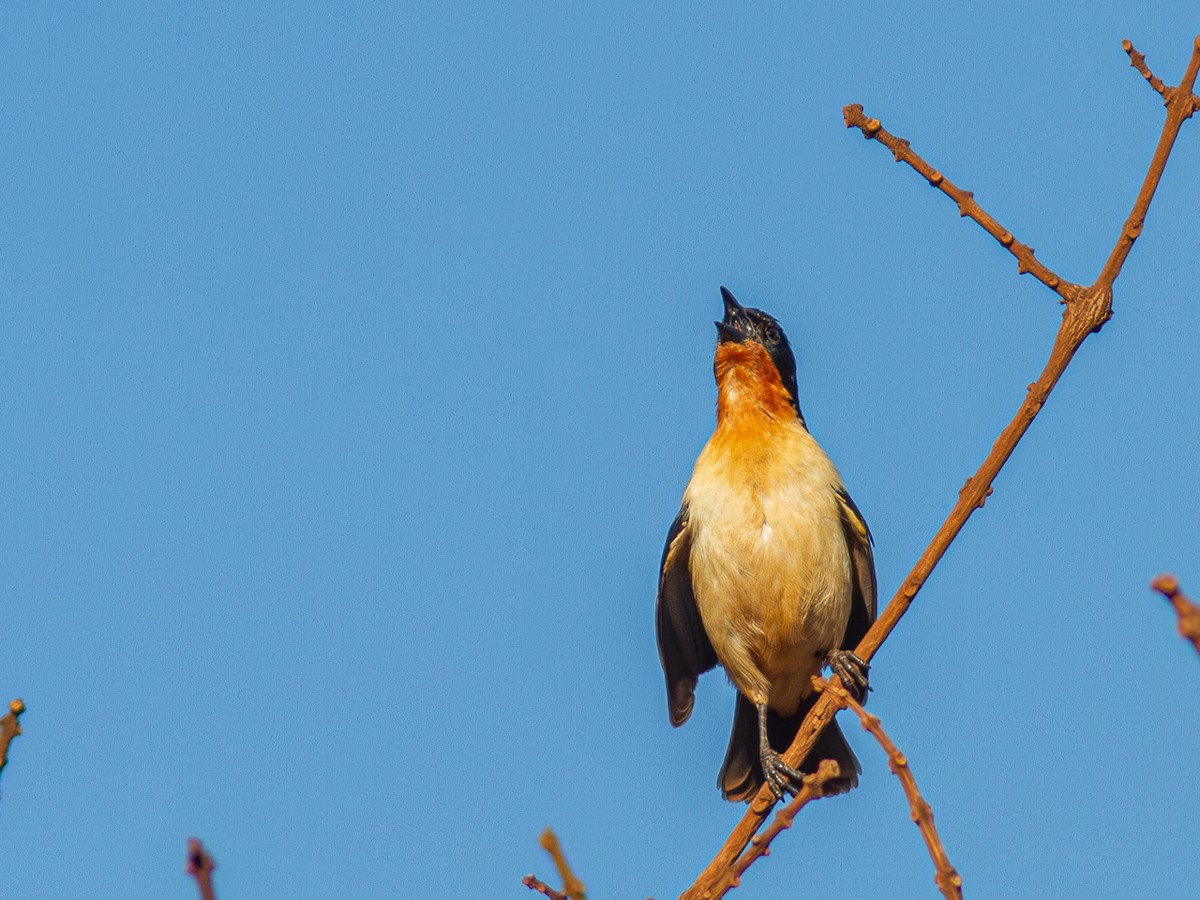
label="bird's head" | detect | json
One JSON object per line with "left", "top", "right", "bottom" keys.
{"left": 714, "top": 286, "right": 802, "bottom": 420}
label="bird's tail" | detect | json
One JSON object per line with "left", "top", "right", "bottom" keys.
{"left": 718, "top": 693, "right": 861, "bottom": 802}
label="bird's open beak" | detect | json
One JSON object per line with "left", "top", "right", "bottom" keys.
{"left": 716, "top": 286, "right": 749, "bottom": 343}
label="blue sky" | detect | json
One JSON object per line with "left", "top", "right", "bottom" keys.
{"left": 1, "top": 4, "right": 1198, "bottom": 898}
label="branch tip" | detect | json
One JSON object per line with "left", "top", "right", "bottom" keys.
{"left": 1123, "top": 38, "right": 1168, "bottom": 97}
{"left": 1151, "top": 575, "right": 1200, "bottom": 656}
{"left": 1151, "top": 574, "right": 1179, "bottom": 595}
{"left": 186, "top": 838, "right": 217, "bottom": 900}
{"left": 842, "top": 103, "right": 880, "bottom": 137}
{"left": 523, "top": 874, "right": 569, "bottom": 900}
{"left": 0, "top": 699, "right": 25, "bottom": 787}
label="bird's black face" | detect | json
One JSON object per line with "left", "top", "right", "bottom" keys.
{"left": 716, "top": 286, "right": 801, "bottom": 415}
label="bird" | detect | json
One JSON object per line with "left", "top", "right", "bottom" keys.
{"left": 655, "top": 286, "right": 877, "bottom": 801}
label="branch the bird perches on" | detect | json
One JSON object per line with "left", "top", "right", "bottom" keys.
{"left": 683, "top": 34, "right": 1200, "bottom": 900}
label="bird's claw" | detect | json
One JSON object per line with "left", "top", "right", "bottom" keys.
{"left": 760, "top": 749, "right": 804, "bottom": 800}
{"left": 827, "top": 649, "right": 871, "bottom": 701}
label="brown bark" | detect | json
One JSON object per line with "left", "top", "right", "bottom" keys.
{"left": 1151, "top": 575, "right": 1200, "bottom": 656}
{"left": 0, "top": 699, "right": 25, "bottom": 789}
{"left": 538, "top": 828, "right": 587, "bottom": 900}
{"left": 186, "top": 837, "right": 217, "bottom": 900}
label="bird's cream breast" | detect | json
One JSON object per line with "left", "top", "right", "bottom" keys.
{"left": 684, "top": 419, "right": 852, "bottom": 712}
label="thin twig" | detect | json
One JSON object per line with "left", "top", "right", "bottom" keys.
{"left": 538, "top": 828, "right": 587, "bottom": 900}
{"left": 814, "top": 678, "right": 962, "bottom": 899}
{"left": 0, "top": 699, "right": 25, "bottom": 790}
{"left": 523, "top": 874, "right": 570, "bottom": 900}
{"left": 842, "top": 104, "right": 1079, "bottom": 301}
{"left": 1151, "top": 575, "right": 1200, "bottom": 656}
{"left": 1124, "top": 39, "right": 1169, "bottom": 97}
{"left": 704, "top": 760, "right": 839, "bottom": 899}
{"left": 683, "top": 35, "right": 1200, "bottom": 900}
{"left": 1097, "top": 36, "right": 1200, "bottom": 288}
{"left": 186, "top": 837, "right": 217, "bottom": 900}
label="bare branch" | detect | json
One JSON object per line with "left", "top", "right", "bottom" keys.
{"left": 815, "top": 679, "right": 962, "bottom": 899}
{"left": 523, "top": 874, "right": 570, "bottom": 900}
{"left": 538, "top": 828, "right": 586, "bottom": 900}
{"left": 683, "top": 35, "right": 1200, "bottom": 900}
{"left": 0, "top": 699, "right": 25, "bottom": 790}
{"left": 842, "top": 104, "right": 1079, "bottom": 301}
{"left": 186, "top": 838, "right": 217, "bottom": 900}
{"left": 1151, "top": 575, "right": 1200, "bottom": 656}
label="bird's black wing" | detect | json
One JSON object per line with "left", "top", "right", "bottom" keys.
{"left": 655, "top": 504, "right": 717, "bottom": 726}
{"left": 835, "top": 487, "right": 877, "bottom": 649}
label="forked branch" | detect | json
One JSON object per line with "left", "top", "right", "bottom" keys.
{"left": 709, "top": 760, "right": 840, "bottom": 898}
{"left": 525, "top": 829, "right": 586, "bottom": 900}
{"left": 1151, "top": 575, "right": 1200, "bottom": 655}
{"left": 537, "top": 828, "right": 587, "bottom": 900}
{"left": 683, "top": 34, "right": 1200, "bottom": 900}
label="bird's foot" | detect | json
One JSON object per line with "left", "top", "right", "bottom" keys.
{"left": 827, "top": 649, "right": 871, "bottom": 701}
{"left": 759, "top": 749, "right": 804, "bottom": 800}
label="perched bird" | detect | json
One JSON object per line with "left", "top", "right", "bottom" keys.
{"left": 656, "top": 287, "right": 877, "bottom": 801}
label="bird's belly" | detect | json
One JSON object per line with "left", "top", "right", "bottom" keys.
{"left": 687, "top": 468, "right": 851, "bottom": 713}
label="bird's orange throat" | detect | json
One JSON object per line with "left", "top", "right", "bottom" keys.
{"left": 713, "top": 341, "right": 796, "bottom": 424}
